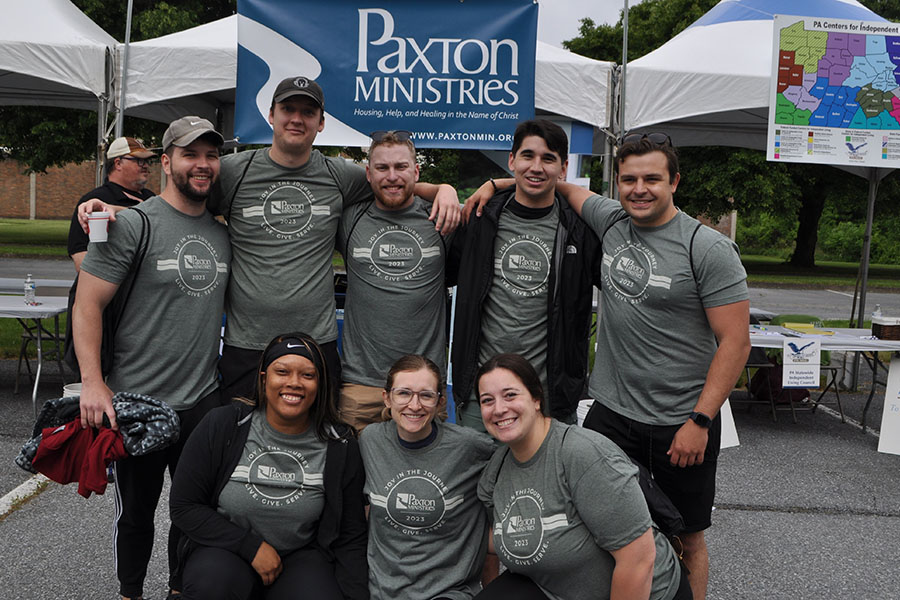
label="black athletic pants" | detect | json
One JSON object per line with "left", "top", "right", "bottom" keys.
{"left": 113, "top": 388, "right": 222, "bottom": 598}
{"left": 181, "top": 545, "right": 343, "bottom": 600}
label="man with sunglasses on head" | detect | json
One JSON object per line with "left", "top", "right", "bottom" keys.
{"left": 336, "top": 130, "right": 453, "bottom": 432}
{"left": 212, "top": 77, "right": 460, "bottom": 401}
{"left": 495, "top": 132, "right": 748, "bottom": 600}
{"left": 67, "top": 137, "right": 156, "bottom": 272}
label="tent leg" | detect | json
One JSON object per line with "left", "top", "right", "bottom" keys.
{"left": 850, "top": 167, "right": 879, "bottom": 390}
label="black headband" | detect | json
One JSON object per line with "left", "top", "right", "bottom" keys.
{"left": 261, "top": 337, "right": 319, "bottom": 372}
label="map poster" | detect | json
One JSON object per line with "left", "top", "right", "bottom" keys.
{"left": 767, "top": 15, "right": 900, "bottom": 168}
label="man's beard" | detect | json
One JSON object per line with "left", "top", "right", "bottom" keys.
{"left": 172, "top": 171, "right": 210, "bottom": 204}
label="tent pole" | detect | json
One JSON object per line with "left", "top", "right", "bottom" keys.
{"left": 619, "top": 0, "right": 629, "bottom": 142}
{"left": 850, "top": 167, "right": 879, "bottom": 389}
{"left": 114, "top": 0, "right": 135, "bottom": 138}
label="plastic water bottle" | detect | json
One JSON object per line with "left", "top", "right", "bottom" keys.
{"left": 872, "top": 304, "right": 882, "bottom": 319}
{"left": 23, "top": 273, "right": 35, "bottom": 305}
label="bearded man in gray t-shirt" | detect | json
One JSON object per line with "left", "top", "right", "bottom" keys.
{"left": 210, "top": 77, "right": 460, "bottom": 402}
{"left": 336, "top": 131, "right": 452, "bottom": 431}
{"left": 75, "top": 117, "right": 229, "bottom": 600}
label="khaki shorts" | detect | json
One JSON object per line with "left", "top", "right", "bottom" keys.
{"left": 339, "top": 383, "right": 386, "bottom": 433}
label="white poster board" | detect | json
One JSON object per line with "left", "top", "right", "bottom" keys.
{"left": 782, "top": 339, "right": 821, "bottom": 388}
{"left": 767, "top": 15, "right": 900, "bottom": 168}
{"left": 719, "top": 399, "right": 740, "bottom": 449}
{"left": 877, "top": 355, "right": 900, "bottom": 455}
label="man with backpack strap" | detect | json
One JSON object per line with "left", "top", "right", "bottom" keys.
{"left": 74, "top": 117, "right": 230, "bottom": 600}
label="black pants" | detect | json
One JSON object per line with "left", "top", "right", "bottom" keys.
{"left": 181, "top": 545, "right": 343, "bottom": 600}
{"left": 219, "top": 341, "right": 342, "bottom": 403}
{"left": 113, "top": 388, "right": 222, "bottom": 598}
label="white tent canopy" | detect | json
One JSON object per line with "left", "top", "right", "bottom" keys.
{"left": 122, "top": 16, "right": 237, "bottom": 127}
{"left": 120, "top": 15, "right": 613, "bottom": 139}
{"left": 624, "top": 0, "right": 886, "bottom": 149}
{"left": 0, "top": 0, "right": 116, "bottom": 110}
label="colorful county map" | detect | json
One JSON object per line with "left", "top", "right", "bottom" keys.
{"left": 775, "top": 21, "right": 900, "bottom": 129}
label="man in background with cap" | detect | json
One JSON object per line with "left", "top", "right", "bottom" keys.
{"left": 67, "top": 137, "right": 156, "bottom": 272}
{"left": 213, "top": 76, "right": 460, "bottom": 401}
{"left": 74, "top": 116, "right": 230, "bottom": 600}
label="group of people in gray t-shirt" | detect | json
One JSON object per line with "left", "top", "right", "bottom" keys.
{"left": 72, "top": 73, "right": 749, "bottom": 600}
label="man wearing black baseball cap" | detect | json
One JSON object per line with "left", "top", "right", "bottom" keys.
{"left": 74, "top": 116, "right": 230, "bottom": 600}
{"left": 212, "top": 77, "right": 461, "bottom": 402}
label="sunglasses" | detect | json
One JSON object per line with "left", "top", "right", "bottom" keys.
{"left": 621, "top": 132, "right": 672, "bottom": 147}
{"left": 120, "top": 156, "right": 154, "bottom": 167}
{"left": 370, "top": 130, "right": 413, "bottom": 143}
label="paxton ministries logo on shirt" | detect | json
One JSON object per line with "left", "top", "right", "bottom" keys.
{"left": 378, "top": 243, "right": 415, "bottom": 259}
{"left": 256, "top": 464, "right": 296, "bottom": 482}
{"left": 506, "top": 515, "right": 537, "bottom": 534}
{"left": 615, "top": 256, "right": 645, "bottom": 279}
{"left": 395, "top": 492, "right": 437, "bottom": 512}
{"left": 269, "top": 200, "right": 306, "bottom": 215}
{"left": 183, "top": 254, "right": 212, "bottom": 270}
{"left": 508, "top": 254, "right": 542, "bottom": 271}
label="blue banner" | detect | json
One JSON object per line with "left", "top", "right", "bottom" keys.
{"left": 235, "top": 0, "right": 537, "bottom": 149}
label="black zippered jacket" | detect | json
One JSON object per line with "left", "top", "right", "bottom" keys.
{"left": 447, "top": 188, "right": 603, "bottom": 419}
{"left": 170, "top": 402, "right": 369, "bottom": 599}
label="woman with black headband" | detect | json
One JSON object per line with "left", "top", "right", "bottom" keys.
{"left": 170, "top": 332, "right": 368, "bottom": 600}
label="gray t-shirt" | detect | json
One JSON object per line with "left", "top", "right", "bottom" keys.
{"left": 581, "top": 194, "right": 749, "bottom": 424}
{"left": 213, "top": 149, "right": 371, "bottom": 348}
{"left": 360, "top": 421, "right": 495, "bottom": 600}
{"left": 81, "top": 196, "right": 229, "bottom": 410}
{"left": 475, "top": 202, "right": 558, "bottom": 401}
{"left": 217, "top": 410, "right": 327, "bottom": 553}
{"left": 478, "top": 420, "right": 681, "bottom": 600}
{"left": 337, "top": 198, "right": 450, "bottom": 387}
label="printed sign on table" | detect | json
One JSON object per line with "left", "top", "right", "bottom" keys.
{"left": 235, "top": 0, "right": 537, "bottom": 148}
{"left": 782, "top": 338, "right": 821, "bottom": 388}
{"left": 878, "top": 354, "right": 900, "bottom": 455}
{"left": 767, "top": 15, "right": 900, "bottom": 168}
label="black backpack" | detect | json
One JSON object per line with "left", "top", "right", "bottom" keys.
{"left": 64, "top": 208, "right": 151, "bottom": 377}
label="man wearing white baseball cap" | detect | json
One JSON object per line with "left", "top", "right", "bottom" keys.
{"left": 67, "top": 137, "right": 156, "bottom": 272}
{"left": 74, "top": 116, "right": 231, "bottom": 600}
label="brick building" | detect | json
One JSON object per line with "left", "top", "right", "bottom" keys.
{"left": 0, "top": 160, "right": 162, "bottom": 219}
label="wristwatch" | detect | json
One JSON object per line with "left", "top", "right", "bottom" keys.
{"left": 689, "top": 411, "right": 712, "bottom": 428}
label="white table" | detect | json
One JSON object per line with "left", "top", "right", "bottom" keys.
{"left": 749, "top": 325, "right": 900, "bottom": 436}
{"left": 0, "top": 295, "right": 68, "bottom": 416}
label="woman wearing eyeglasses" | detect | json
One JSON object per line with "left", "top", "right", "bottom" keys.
{"left": 359, "top": 355, "right": 495, "bottom": 600}
{"left": 474, "top": 354, "right": 691, "bottom": 600}
{"left": 170, "top": 332, "right": 368, "bottom": 600}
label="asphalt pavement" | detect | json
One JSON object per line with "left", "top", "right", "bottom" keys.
{"left": 1, "top": 354, "right": 898, "bottom": 599}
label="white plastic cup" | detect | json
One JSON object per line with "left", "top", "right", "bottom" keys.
{"left": 88, "top": 211, "right": 110, "bottom": 242}
{"left": 63, "top": 383, "right": 82, "bottom": 398}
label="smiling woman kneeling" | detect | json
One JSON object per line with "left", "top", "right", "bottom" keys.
{"left": 359, "top": 355, "right": 495, "bottom": 600}
{"left": 170, "top": 332, "right": 368, "bottom": 600}
{"left": 474, "top": 354, "right": 691, "bottom": 600}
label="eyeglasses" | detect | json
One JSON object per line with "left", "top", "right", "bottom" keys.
{"left": 370, "top": 130, "right": 413, "bottom": 143}
{"left": 389, "top": 388, "right": 440, "bottom": 407}
{"left": 621, "top": 132, "right": 672, "bottom": 147}
{"left": 120, "top": 157, "right": 154, "bottom": 167}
